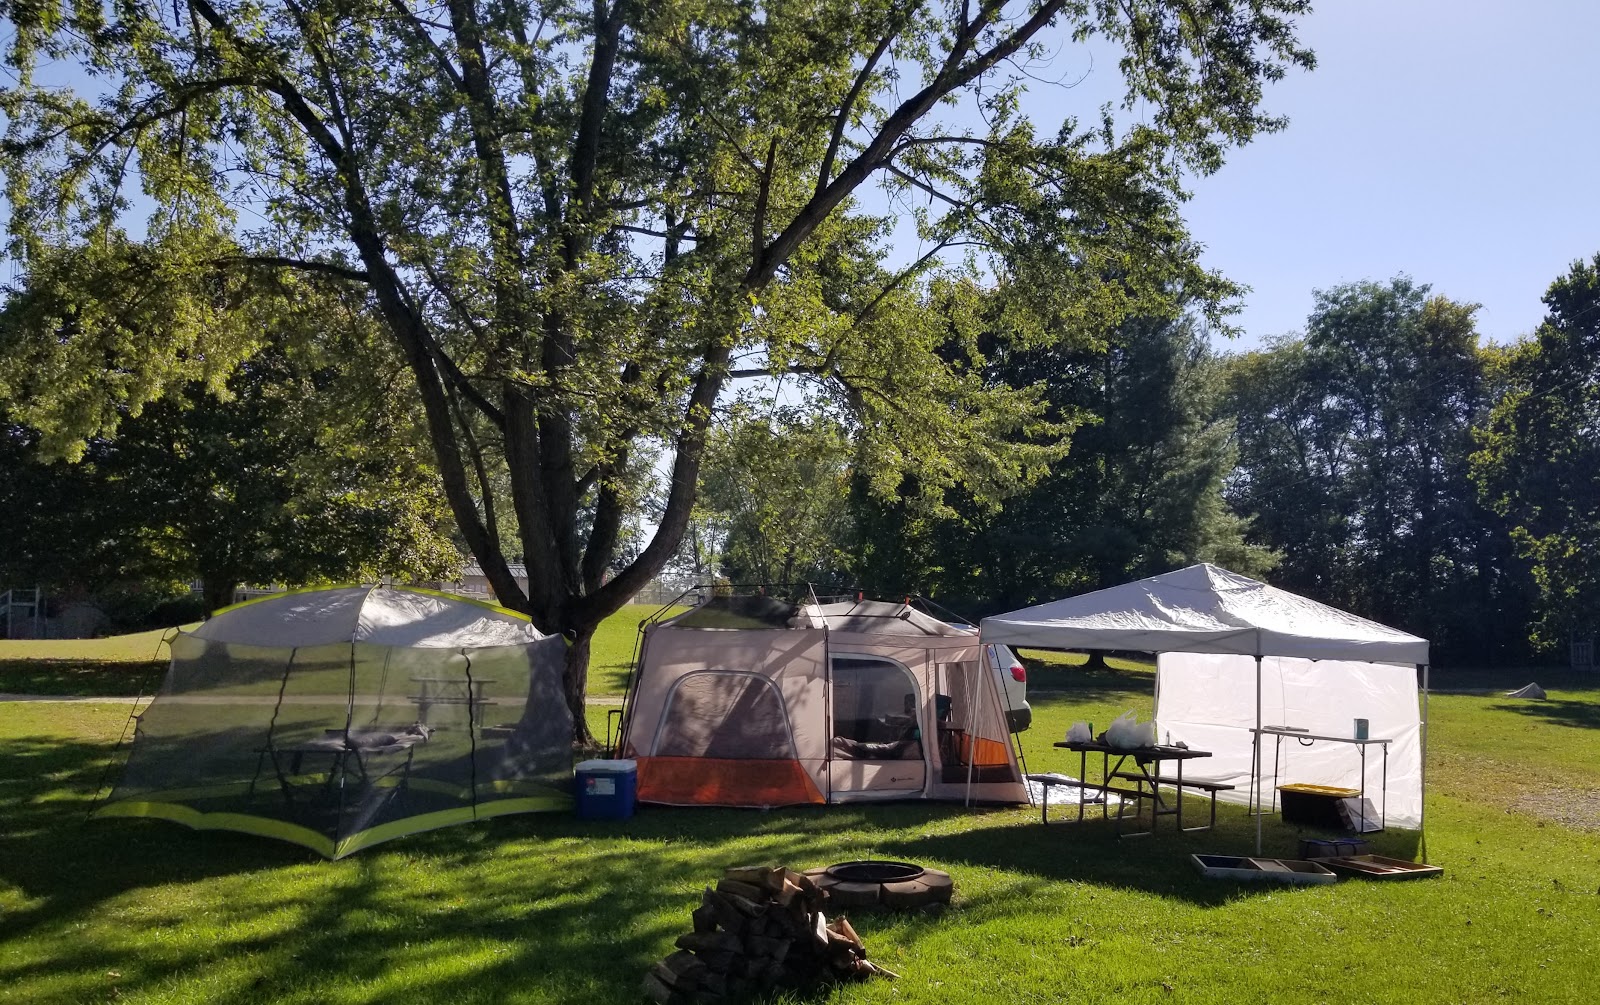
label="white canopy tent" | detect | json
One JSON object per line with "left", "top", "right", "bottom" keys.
{"left": 980, "top": 564, "right": 1430, "bottom": 852}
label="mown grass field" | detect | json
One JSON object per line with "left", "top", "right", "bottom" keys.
{"left": 2, "top": 610, "right": 1597, "bottom": 1004}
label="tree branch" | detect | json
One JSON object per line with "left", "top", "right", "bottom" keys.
{"left": 215, "top": 255, "right": 370, "bottom": 282}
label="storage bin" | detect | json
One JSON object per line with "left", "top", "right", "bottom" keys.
{"left": 575, "top": 758, "right": 638, "bottom": 821}
{"left": 1277, "top": 783, "right": 1359, "bottom": 829}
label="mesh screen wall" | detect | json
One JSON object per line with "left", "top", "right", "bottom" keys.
{"left": 97, "top": 634, "right": 572, "bottom": 858}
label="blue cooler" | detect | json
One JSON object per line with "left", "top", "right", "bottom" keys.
{"left": 574, "top": 759, "right": 637, "bottom": 820}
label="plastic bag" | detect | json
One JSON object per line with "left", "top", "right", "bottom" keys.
{"left": 1105, "top": 710, "right": 1142, "bottom": 749}
{"left": 1065, "top": 721, "right": 1091, "bottom": 744}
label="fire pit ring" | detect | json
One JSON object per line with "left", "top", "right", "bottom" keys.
{"left": 805, "top": 860, "right": 954, "bottom": 911}
{"left": 825, "top": 860, "right": 925, "bottom": 884}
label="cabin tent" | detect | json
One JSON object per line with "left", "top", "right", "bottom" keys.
{"left": 980, "top": 564, "right": 1429, "bottom": 841}
{"left": 95, "top": 586, "right": 572, "bottom": 858}
{"left": 617, "top": 597, "right": 1027, "bottom": 807}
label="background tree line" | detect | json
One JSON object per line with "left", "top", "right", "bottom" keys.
{"left": 687, "top": 256, "right": 1600, "bottom": 666}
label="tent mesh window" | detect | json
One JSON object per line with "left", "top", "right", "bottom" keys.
{"left": 654, "top": 671, "right": 798, "bottom": 760}
{"left": 935, "top": 660, "right": 1018, "bottom": 783}
{"left": 829, "top": 656, "right": 921, "bottom": 760}
{"left": 103, "top": 635, "right": 572, "bottom": 858}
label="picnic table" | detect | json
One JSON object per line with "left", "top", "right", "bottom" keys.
{"left": 409, "top": 676, "right": 498, "bottom": 727}
{"left": 1036, "top": 740, "right": 1229, "bottom": 835}
{"left": 250, "top": 729, "right": 428, "bottom": 806}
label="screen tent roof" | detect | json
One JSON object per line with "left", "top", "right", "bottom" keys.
{"left": 980, "top": 564, "right": 1429, "bottom": 665}
{"left": 191, "top": 585, "right": 546, "bottom": 649}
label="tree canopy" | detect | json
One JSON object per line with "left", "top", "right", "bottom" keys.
{"left": 1222, "top": 278, "right": 1533, "bottom": 663}
{"left": 0, "top": 262, "right": 460, "bottom": 611}
{"left": 1471, "top": 255, "right": 1600, "bottom": 652}
{"left": 1, "top": 0, "right": 1313, "bottom": 729}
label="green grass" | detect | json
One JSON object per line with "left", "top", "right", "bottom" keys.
{"left": 588, "top": 604, "right": 688, "bottom": 697}
{"left": 3, "top": 617, "right": 1599, "bottom": 1003}
{"left": 0, "top": 627, "right": 176, "bottom": 696}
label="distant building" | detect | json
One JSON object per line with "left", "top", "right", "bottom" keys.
{"left": 457, "top": 561, "right": 529, "bottom": 603}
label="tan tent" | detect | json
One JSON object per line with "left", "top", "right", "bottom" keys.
{"left": 617, "top": 597, "right": 1026, "bottom": 807}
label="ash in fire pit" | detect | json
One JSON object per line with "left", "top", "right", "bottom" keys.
{"left": 810, "top": 860, "right": 952, "bottom": 910}
{"left": 825, "top": 861, "right": 925, "bottom": 884}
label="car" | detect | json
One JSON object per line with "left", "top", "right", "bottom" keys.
{"left": 987, "top": 642, "right": 1031, "bottom": 733}
{"left": 947, "top": 622, "right": 1031, "bottom": 733}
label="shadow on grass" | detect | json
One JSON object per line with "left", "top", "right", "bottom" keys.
{"left": 1486, "top": 699, "right": 1600, "bottom": 730}
{"left": 1023, "top": 664, "right": 1157, "bottom": 706}
{"left": 0, "top": 734, "right": 983, "bottom": 1003}
{"left": 0, "top": 727, "right": 1428, "bottom": 1003}
{"left": 0, "top": 658, "right": 165, "bottom": 696}
{"left": 873, "top": 802, "right": 1423, "bottom": 913}
{"left": 1430, "top": 668, "right": 1599, "bottom": 694}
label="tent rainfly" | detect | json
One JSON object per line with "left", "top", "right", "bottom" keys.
{"left": 618, "top": 597, "right": 1027, "bottom": 807}
{"left": 95, "top": 586, "right": 573, "bottom": 858}
{"left": 980, "top": 564, "right": 1431, "bottom": 851}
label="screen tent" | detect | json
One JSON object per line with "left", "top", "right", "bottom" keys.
{"left": 95, "top": 586, "right": 573, "bottom": 859}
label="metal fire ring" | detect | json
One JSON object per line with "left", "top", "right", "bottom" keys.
{"left": 806, "top": 861, "right": 954, "bottom": 911}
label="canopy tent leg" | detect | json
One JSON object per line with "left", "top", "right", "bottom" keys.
{"left": 1254, "top": 652, "right": 1264, "bottom": 855}
{"left": 1419, "top": 662, "right": 1430, "bottom": 863}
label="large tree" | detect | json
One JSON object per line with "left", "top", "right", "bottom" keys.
{"left": 1, "top": 0, "right": 1312, "bottom": 733}
{"left": 1471, "top": 255, "right": 1600, "bottom": 653}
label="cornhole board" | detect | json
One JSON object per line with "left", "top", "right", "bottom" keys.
{"left": 1321, "top": 855, "right": 1443, "bottom": 880}
{"left": 1191, "top": 854, "right": 1337, "bottom": 885}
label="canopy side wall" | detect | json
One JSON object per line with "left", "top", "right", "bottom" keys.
{"left": 1154, "top": 652, "right": 1423, "bottom": 828}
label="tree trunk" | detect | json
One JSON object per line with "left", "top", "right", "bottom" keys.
{"left": 201, "top": 577, "right": 237, "bottom": 617}
{"left": 563, "top": 624, "right": 597, "bottom": 746}
{"left": 1081, "top": 650, "right": 1110, "bottom": 672}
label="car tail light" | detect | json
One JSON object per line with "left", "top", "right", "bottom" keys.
{"left": 1009, "top": 664, "right": 1026, "bottom": 683}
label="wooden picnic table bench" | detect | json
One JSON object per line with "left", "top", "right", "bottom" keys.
{"left": 1109, "top": 771, "right": 1235, "bottom": 832}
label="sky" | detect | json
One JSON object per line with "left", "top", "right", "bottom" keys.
{"left": 1177, "top": 0, "right": 1600, "bottom": 351}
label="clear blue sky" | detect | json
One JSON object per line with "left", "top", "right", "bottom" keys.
{"left": 1180, "top": 0, "right": 1600, "bottom": 350}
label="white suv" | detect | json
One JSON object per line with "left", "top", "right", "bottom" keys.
{"left": 948, "top": 623, "right": 1031, "bottom": 732}
{"left": 988, "top": 643, "right": 1031, "bottom": 732}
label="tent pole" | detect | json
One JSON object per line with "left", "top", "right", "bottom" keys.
{"left": 965, "top": 654, "right": 982, "bottom": 808}
{"left": 1254, "top": 652, "right": 1264, "bottom": 855}
{"left": 1419, "top": 662, "right": 1429, "bottom": 864}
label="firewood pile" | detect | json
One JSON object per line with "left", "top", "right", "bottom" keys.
{"left": 641, "top": 865, "right": 898, "bottom": 1003}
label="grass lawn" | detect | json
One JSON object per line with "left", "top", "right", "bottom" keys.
{"left": 2, "top": 615, "right": 1598, "bottom": 1003}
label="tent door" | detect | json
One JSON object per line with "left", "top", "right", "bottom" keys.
{"left": 827, "top": 654, "right": 926, "bottom": 799}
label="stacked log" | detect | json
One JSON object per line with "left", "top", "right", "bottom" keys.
{"left": 642, "top": 865, "right": 897, "bottom": 1004}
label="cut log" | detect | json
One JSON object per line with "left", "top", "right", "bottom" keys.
{"left": 836, "top": 916, "right": 863, "bottom": 954}
{"left": 722, "top": 865, "right": 784, "bottom": 890}
{"left": 650, "top": 962, "right": 697, "bottom": 993}
{"left": 698, "top": 972, "right": 727, "bottom": 997}
{"left": 674, "top": 931, "right": 742, "bottom": 954}
{"left": 714, "top": 878, "right": 766, "bottom": 903}
{"left": 812, "top": 910, "right": 829, "bottom": 948}
{"left": 661, "top": 951, "right": 708, "bottom": 982}
{"left": 701, "top": 890, "right": 750, "bottom": 933}
{"left": 698, "top": 951, "right": 735, "bottom": 974}
{"left": 690, "top": 904, "right": 718, "bottom": 933}
{"left": 744, "top": 935, "right": 785, "bottom": 958}
{"left": 773, "top": 878, "right": 802, "bottom": 906}
{"left": 641, "top": 972, "right": 677, "bottom": 1005}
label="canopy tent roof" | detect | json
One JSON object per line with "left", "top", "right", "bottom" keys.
{"left": 980, "top": 564, "right": 1429, "bottom": 665}
{"left": 194, "top": 585, "right": 546, "bottom": 649}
